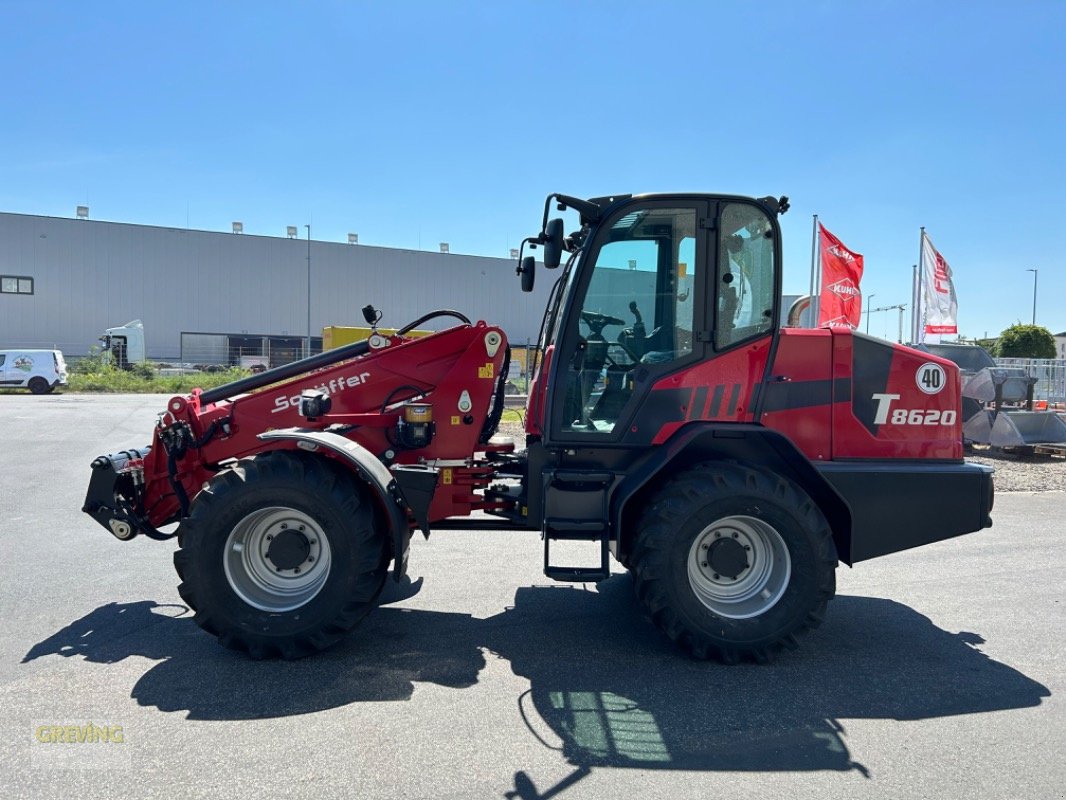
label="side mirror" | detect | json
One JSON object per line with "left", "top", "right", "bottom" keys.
{"left": 543, "top": 218, "right": 564, "bottom": 269}
{"left": 518, "top": 256, "right": 536, "bottom": 293}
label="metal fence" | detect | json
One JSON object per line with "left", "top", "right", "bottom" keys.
{"left": 994, "top": 358, "right": 1066, "bottom": 404}
{"left": 175, "top": 332, "right": 323, "bottom": 374}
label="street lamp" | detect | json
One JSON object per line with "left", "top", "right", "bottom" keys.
{"left": 864, "top": 294, "right": 876, "bottom": 333}
{"left": 306, "top": 224, "right": 312, "bottom": 357}
{"left": 1026, "top": 268, "right": 1038, "bottom": 325}
{"left": 865, "top": 302, "right": 906, "bottom": 341}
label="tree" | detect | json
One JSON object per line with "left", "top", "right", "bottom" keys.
{"left": 995, "top": 324, "right": 1056, "bottom": 359}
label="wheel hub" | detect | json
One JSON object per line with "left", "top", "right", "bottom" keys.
{"left": 266, "top": 528, "right": 311, "bottom": 571}
{"left": 706, "top": 536, "right": 749, "bottom": 579}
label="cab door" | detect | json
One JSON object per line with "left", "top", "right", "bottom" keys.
{"left": 545, "top": 197, "right": 782, "bottom": 447}
{"left": 546, "top": 199, "right": 710, "bottom": 444}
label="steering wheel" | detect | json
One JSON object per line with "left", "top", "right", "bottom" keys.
{"left": 579, "top": 312, "right": 641, "bottom": 367}
{"left": 580, "top": 311, "right": 626, "bottom": 337}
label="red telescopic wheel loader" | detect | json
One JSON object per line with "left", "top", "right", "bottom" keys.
{"left": 83, "top": 192, "right": 993, "bottom": 663}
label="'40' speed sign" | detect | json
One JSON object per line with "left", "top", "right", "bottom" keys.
{"left": 916, "top": 362, "right": 947, "bottom": 395}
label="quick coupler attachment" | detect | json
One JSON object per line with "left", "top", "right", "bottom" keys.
{"left": 82, "top": 447, "right": 151, "bottom": 541}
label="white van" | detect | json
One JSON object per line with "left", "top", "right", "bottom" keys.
{"left": 0, "top": 349, "right": 69, "bottom": 394}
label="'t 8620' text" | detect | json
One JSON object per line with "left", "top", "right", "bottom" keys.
{"left": 872, "top": 393, "right": 958, "bottom": 426}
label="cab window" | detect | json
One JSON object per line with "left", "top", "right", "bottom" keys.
{"left": 560, "top": 207, "right": 698, "bottom": 434}
{"left": 715, "top": 203, "right": 776, "bottom": 349}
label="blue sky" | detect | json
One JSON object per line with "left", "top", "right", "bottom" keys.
{"left": 2, "top": 0, "right": 1063, "bottom": 340}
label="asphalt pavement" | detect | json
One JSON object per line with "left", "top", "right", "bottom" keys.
{"left": 0, "top": 393, "right": 1063, "bottom": 799}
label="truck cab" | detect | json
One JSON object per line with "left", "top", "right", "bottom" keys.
{"left": 100, "top": 320, "right": 145, "bottom": 369}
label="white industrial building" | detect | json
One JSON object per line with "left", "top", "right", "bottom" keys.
{"left": 0, "top": 211, "right": 552, "bottom": 362}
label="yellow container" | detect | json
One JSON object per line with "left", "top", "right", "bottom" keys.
{"left": 322, "top": 326, "right": 432, "bottom": 350}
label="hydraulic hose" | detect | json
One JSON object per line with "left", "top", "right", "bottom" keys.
{"left": 398, "top": 310, "right": 470, "bottom": 335}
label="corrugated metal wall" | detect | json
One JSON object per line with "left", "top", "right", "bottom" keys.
{"left": 0, "top": 212, "right": 553, "bottom": 358}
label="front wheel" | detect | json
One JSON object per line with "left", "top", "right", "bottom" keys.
{"left": 174, "top": 451, "right": 388, "bottom": 659}
{"left": 630, "top": 462, "right": 837, "bottom": 663}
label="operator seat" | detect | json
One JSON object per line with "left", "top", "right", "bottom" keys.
{"left": 618, "top": 325, "right": 669, "bottom": 360}
{"left": 635, "top": 326, "right": 687, "bottom": 365}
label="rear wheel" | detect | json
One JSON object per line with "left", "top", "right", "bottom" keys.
{"left": 28, "top": 377, "right": 49, "bottom": 394}
{"left": 174, "top": 451, "right": 388, "bottom": 658}
{"left": 630, "top": 462, "right": 836, "bottom": 663}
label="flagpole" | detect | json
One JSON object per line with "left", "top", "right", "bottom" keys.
{"left": 910, "top": 264, "right": 918, "bottom": 344}
{"left": 809, "top": 215, "right": 819, "bottom": 327}
{"left": 916, "top": 227, "right": 926, "bottom": 343}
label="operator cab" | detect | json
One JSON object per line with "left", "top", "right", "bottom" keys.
{"left": 526, "top": 193, "right": 784, "bottom": 443}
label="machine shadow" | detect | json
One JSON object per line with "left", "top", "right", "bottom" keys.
{"left": 489, "top": 578, "right": 1049, "bottom": 790}
{"left": 24, "top": 575, "right": 1049, "bottom": 780}
{"left": 21, "top": 576, "right": 492, "bottom": 719}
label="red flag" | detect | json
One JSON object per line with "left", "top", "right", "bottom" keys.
{"left": 817, "top": 223, "right": 865, "bottom": 328}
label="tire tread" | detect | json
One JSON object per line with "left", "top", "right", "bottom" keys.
{"left": 630, "top": 461, "right": 837, "bottom": 664}
{"left": 173, "top": 451, "right": 387, "bottom": 659}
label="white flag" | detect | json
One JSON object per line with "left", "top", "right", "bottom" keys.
{"left": 921, "top": 233, "right": 958, "bottom": 335}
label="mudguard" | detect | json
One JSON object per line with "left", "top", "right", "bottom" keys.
{"left": 610, "top": 423, "right": 854, "bottom": 564}
{"left": 258, "top": 429, "right": 430, "bottom": 580}
{"left": 611, "top": 421, "right": 993, "bottom": 566}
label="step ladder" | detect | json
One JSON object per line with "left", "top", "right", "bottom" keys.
{"left": 542, "top": 470, "right": 615, "bottom": 583}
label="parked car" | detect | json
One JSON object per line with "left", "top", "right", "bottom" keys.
{"left": 0, "top": 349, "right": 68, "bottom": 394}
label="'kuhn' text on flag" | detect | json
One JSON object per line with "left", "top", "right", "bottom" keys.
{"left": 818, "top": 224, "right": 865, "bottom": 328}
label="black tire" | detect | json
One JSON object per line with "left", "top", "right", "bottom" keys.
{"left": 174, "top": 451, "right": 388, "bottom": 659}
{"left": 630, "top": 462, "right": 836, "bottom": 664}
{"left": 28, "top": 377, "right": 49, "bottom": 394}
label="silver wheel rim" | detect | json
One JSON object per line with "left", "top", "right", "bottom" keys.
{"left": 223, "top": 507, "right": 332, "bottom": 612}
{"left": 687, "top": 515, "right": 791, "bottom": 619}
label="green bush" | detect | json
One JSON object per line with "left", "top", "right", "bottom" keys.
{"left": 996, "top": 324, "right": 1056, "bottom": 359}
{"left": 66, "top": 366, "right": 252, "bottom": 394}
{"left": 69, "top": 346, "right": 108, "bottom": 375}
{"left": 130, "top": 361, "right": 157, "bottom": 380}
